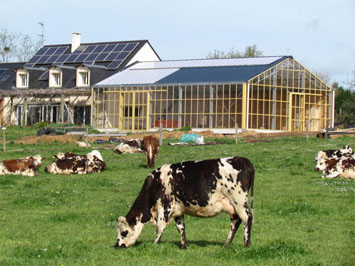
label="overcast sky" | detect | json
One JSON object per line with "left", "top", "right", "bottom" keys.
{"left": 1, "top": 0, "right": 354, "bottom": 86}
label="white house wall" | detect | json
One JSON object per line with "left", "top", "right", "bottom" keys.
{"left": 127, "top": 43, "right": 160, "bottom": 65}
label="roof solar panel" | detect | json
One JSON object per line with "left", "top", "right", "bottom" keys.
{"left": 106, "top": 52, "right": 120, "bottom": 61}
{"left": 113, "top": 44, "right": 126, "bottom": 52}
{"left": 48, "top": 54, "right": 60, "bottom": 62}
{"left": 116, "top": 51, "right": 129, "bottom": 60}
{"left": 35, "top": 47, "right": 48, "bottom": 56}
{"left": 76, "top": 53, "right": 89, "bottom": 62}
{"left": 55, "top": 46, "right": 68, "bottom": 54}
{"left": 85, "top": 45, "right": 96, "bottom": 53}
{"left": 95, "top": 52, "right": 109, "bottom": 61}
{"left": 103, "top": 44, "right": 116, "bottom": 53}
{"left": 65, "top": 54, "right": 79, "bottom": 63}
{"left": 93, "top": 45, "right": 106, "bottom": 53}
{"left": 56, "top": 54, "right": 70, "bottom": 63}
{"left": 84, "top": 53, "right": 99, "bottom": 62}
{"left": 37, "top": 55, "right": 51, "bottom": 64}
{"left": 107, "top": 59, "right": 123, "bottom": 69}
{"left": 44, "top": 47, "right": 57, "bottom": 55}
{"left": 28, "top": 55, "right": 41, "bottom": 64}
{"left": 0, "top": 69, "right": 6, "bottom": 76}
{"left": 123, "top": 42, "right": 138, "bottom": 51}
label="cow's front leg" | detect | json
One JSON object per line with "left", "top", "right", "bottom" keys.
{"left": 175, "top": 216, "right": 187, "bottom": 249}
{"left": 154, "top": 209, "right": 167, "bottom": 244}
{"left": 223, "top": 214, "right": 242, "bottom": 247}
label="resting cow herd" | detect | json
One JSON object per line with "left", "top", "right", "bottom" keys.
{"left": 1, "top": 135, "right": 353, "bottom": 249}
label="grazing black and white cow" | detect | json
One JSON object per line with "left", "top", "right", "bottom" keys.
{"left": 45, "top": 150, "right": 106, "bottom": 174}
{"left": 314, "top": 145, "right": 354, "bottom": 178}
{"left": 115, "top": 156, "right": 254, "bottom": 249}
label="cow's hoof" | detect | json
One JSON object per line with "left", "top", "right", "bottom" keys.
{"left": 180, "top": 244, "right": 187, "bottom": 249}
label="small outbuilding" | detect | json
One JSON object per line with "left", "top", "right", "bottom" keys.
{"left": 93, "top": 56, "right": 334, "bottom": 132}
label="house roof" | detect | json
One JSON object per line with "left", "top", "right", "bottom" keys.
{"left": 95, "top": 56, "right": 290, "bottom": 87}
{"left": 11, "top": 39, "right": 159, "bottom": 90}
{"left": 0, "top": 62, "right": 26, "bottom": 90}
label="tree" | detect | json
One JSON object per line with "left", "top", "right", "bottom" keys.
{"left": 0, "top": 29, "right": 41, "bottom": 63}
{"left": 206, "top": 45, "right": 263, "bottom": 59}
{"left": 333, "top": 82, "right": 355, "bottom": 127}
{"left": 0, "top": 29, "right": 18, "bottom": 62}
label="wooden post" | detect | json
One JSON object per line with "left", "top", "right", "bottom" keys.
{"left": 235, "top": 123, "right": 238, "bottom": 144}
{"left": 2, "top": 127, "right": 6, "bottom": 152}
{"left": 22, "top": 98, "right": 27, "bottom": 127}
{"left": 306, "top": 120, "right": 309, "bottom": 141}
{"left": 85, "top": 127, "right": 89, "bottom": 149}
{"left": 60, "top": 94, "right": 65, "bottom": 123}
{"left": 159, "top": 122, "right": 163, "bottom": 146}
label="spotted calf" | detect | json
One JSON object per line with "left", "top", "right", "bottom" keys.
{"left": 115, "top": 156, "right": 254, "bottom": 249}
{"left": 0, "top": 155, "right": 44, "bottom": 176}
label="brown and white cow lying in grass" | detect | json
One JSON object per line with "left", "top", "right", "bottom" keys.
{"left": 114, "top": 136, "right": 160, "bottom": 168}
{"left": 0, "top": 155, "right": 44, "bottom": 176}
{"left": 314, "top": 145, "right": 355, "bottom": 179}
{"left": 115, "top": 156, "right": 254, "bottom": 249}
{"left": 45, "top": 150, "right": 106, "bottom": 174}
{"left": 114, "top": 139, "right": 143, "bottom": 154}
{"left": 142, "top": 136, "right": 160, "bottom": 168}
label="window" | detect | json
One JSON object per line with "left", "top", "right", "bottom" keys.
{"left": 16, "top": 69, "right": 29, "bottom": 88}
{"left": 76, "top": 67, "right": 90, "bottom": 87}
{"left": 49, "top": 68, "right": 62, "bottom": 87}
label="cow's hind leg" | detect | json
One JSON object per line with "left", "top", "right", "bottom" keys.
{"left": 235, "top": 205, "right": 253, "bottom": 247}
{"left": 175, "top": 216, "right": 187, "bottom": 249}
{"left": 223, "top": 214, "right": 242, "bottom": 247}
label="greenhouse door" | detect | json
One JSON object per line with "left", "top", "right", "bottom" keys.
{"left": 289, "top": 93, "right": 305, "bottom": 132}
{"left": 119, "top": 91, "right": 149, "bottom": 131}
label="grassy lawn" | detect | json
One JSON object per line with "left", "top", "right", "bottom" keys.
{"left": 0, "top": 128, "right": 354, "bottom": 265}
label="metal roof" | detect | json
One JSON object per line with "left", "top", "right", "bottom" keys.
{"left": 95, "top": 56, "right": 289, "bottom": 87}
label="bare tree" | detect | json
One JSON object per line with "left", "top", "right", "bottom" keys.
{"left": 0, "top": 29, "right": 41, "bottom": 63}
{"left": 0, "top": 29, "right": 18, "bottom": 62}
{"left": 16, "top": 34, "right": 42, "bottom": 62}
{"left": 312, "top": 69, "right": 331, "bottom": 85}
{"left": 207, "top": 45, "right": 263, "bottom": 59}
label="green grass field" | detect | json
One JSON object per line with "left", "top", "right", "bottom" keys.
{"left": 0, "top": 128, "right": 354, "bottom": 265}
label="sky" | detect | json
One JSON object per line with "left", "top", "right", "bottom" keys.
{"left": 1, "top": 0, "right": 354, "bottom": 87}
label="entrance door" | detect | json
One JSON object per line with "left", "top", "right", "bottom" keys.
{"left": 289, "top": 93, "right": 305, "bottom": 132}
{"left": 119, "top": 91, "right": 149, "bottom": 131}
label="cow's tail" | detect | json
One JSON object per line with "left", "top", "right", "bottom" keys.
{"left": 250, "top": 169, "right": 255, "bottom": 224}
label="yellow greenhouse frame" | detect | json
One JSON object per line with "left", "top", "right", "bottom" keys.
{"left": 92, "top": 58, "right": 333, "bottom": 132}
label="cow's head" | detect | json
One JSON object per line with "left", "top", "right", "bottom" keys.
{"left": 340, "top": 145, "right": 353, "bottom": 156}
{"left": 115, "top": 216, "right": 143, "bottom": 248}
{"left": 314, "top": 151, "right": 327, "bottom": 172}
{"left": 32, "top": 155, "right": 45, "bottom": 167}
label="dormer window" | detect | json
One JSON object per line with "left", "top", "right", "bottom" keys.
{"left": 16, "top": 69, "right": 29, "bottom": 88}
{"left": 49, "top": 67, "right": 62, "bottom": 87}
{"left": 76, "top": 66, "right": 90, "bottom": 87}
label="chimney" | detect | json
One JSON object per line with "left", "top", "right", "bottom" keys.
{"left": 71, "top": 33, "right": 81, "bottom": 52}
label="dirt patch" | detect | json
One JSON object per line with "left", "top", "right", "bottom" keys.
{"left": 15, "top": 134, "right": 80, "bottom": 144}
{"left": 15, "top": 129, "right": 348, "bottom": 145}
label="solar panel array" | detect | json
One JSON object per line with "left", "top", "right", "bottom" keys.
{"left": 24, "top": 42, "right": 139, "bottom": 69}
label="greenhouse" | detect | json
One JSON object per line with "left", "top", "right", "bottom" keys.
{"left": 92, "top": 56, "right": 334, "bottom": 132}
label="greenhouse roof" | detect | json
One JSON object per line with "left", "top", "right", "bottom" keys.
{"left": 95, "top": 56, "right": 291, "bottom": 86}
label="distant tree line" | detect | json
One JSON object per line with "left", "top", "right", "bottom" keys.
{"left": 206, "top": 44, "right": 263, "bottom": 58}
{"left": 0, "top": 29, "right": 42, "bottom": 63}
{"left": 332, "top": 71, "right": 355, "bottom": 128}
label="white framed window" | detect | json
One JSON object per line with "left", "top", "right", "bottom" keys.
{"left": 16, "top": 69, "right": 29, "bottom": 88}
{"left": 49, "top": 68, "right": 62, "bottom": 87}
{"left": 76, "top": 67, "right": 90, "bottom": 87}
